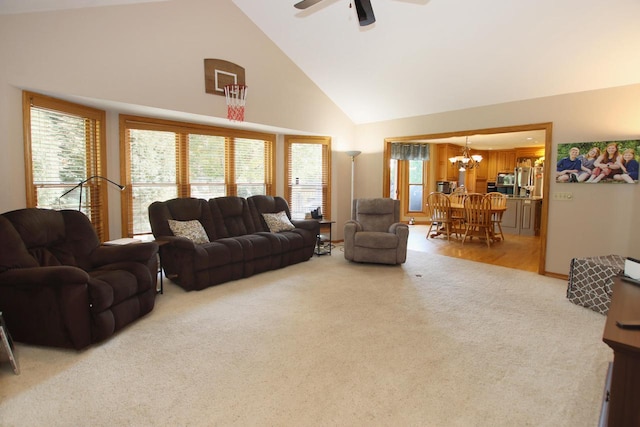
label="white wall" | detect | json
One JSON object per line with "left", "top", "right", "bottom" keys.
{"left": 355, "top": 84, "right": 640, "bottom": 273}
{"left": 0, "top": 0, "right": 356, "bottom": 236}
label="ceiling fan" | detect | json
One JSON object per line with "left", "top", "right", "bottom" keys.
{"left": 294, "top": 0, "right": 376, "bottom": 26}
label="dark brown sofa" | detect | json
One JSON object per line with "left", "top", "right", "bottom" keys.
{"left": 148, "top": 195, "right": 320, "bottom": 291}
{"left": 0, "top": 208, "right": 159, "bottom": 350}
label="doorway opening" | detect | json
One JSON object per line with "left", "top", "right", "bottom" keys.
{"left": 383, "top": 122, "right": 552, "bottom": 275}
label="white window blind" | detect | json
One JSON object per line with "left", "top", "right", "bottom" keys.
{"left": 285, "top": 137, "right": 331, "bottom": 220}
{"left": 189, "top": 134, "right": 226, "bottom": 199}
{"left": 128, "top": 128, "right": 179, "bottom": 235}
{"left": 234, "top": 138, "right": 271, "bottom": 197}
{"left": 24, "top": 92, "right": 108, "bottom": 240}
{"left": 121, "top": 115, "right": 275, "bottom": 236}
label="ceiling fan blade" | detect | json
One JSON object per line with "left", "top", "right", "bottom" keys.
{"left": 294, "top": 0, "right": 325, "bottom": 10}
{"left": 353, "top": 0, "right": 376, "bottom": 26}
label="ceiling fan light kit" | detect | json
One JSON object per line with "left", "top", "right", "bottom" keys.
{"left": 352, "top": 0, "right": 375, "bottom": 26}
{"left": 294, "top": 0, "right": 376, "bottom": 26}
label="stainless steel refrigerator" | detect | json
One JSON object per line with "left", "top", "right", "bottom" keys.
{"left": 514, "top": 166, "right": 543, "bottom": 197}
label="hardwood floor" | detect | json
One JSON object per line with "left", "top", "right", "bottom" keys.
{"left": 407, "top": 224, "right": 541, "bottom": 273}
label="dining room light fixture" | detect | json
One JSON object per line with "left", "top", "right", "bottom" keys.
{"left": 449, "top": 137, "right": 483, "bottom": 171}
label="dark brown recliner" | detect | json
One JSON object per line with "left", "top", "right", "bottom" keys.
{"left": 0, "top": 208, "right": 159, "bottom": 350}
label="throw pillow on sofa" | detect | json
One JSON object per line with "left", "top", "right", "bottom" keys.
{"left": 168, "top": 219, "right": 210, "bottom": 244}
{"left": 262, "top": 211, "right": 295, "bottom": 233}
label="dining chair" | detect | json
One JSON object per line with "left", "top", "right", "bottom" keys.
{"left": 452, "top": 186, "right": 467, "bottom": 194}
{"left": 462, "top": 193, "right": 492, "bottom": 247}
{"left": 447, "top": 192, "right": 467, "bottom": 234}
{"left": 484, "top": 192, "right": 507, "bottom": 241}
{"left": 426, "top": 192, "right": 457, "bottom": 241}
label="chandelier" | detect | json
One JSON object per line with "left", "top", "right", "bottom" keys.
{"left": 449, "top": 137, "right": 483, "bottom": 171}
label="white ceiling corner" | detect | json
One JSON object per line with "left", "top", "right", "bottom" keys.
{"left": 231, "top": 0, "right": 640, "bottom": 125}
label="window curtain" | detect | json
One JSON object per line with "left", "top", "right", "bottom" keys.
{"left": 390, "top": 143, "right": 430, "bottom": 161}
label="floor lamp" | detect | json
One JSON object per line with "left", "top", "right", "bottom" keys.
{"left": 59, "top": 175, "right": 126, "bottom": 211}
{"left": 345, "top": 150, "right": 361, "bottom": 219}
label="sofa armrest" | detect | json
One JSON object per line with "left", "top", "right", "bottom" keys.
{"left": 90, "top": 241, "right": 159, "bottom": 268}
{"left": 0, "top": 265, "right": 89, "bottom": 288}
{"left": 345, "top": 220, "right": 363, "bottom": 234}
{"left": 155, "top": 235, "right": 198, "bottom": 250}
{"left": 291, "top": 219, "right": 321, "bottom": 234}
{"left": 343, "top": 220, "right": 362, "bottom": 261}
{"left": 389, "top": 222, "right": 409, "bottom": 236}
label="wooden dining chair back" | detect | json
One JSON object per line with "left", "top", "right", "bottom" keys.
{"left": 448, "top": 192, "right": 466, "bottom": 206}
{"left": 447, "top": 192, "right": 466, "bottom": 232}
{"left": 452, "top": 186, "right": 467, "bottom": 194}
{"left": 484, "top": 192, "right": 507, "bottom": 241}
{"left": 462, "top": 193, "right": 492, "bottom": 247}
{"left": 426, "top": 192, "right": 456, "bottom": 240}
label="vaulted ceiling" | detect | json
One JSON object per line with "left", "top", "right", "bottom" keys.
{"left": 231, "top": 0, "right": 640, "bottom": 125}
{"left": 3, "top": 0, "right": 640, "bottom": 131}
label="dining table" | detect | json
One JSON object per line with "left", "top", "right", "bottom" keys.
{"left": 428, "top": 198, "right": 507, "bottom": 241}
{"left": 449, "top": 201, "right": 507, "bottom": 241}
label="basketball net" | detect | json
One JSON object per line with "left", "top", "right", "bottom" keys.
{"left": 224, "top": 84, "right": 248, "bottom": 122}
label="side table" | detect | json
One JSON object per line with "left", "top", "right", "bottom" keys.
{"left": 316, "top": 220, "right": 335, "bottom": 256}
{"left": 154, "top": 240, "right": 170, "bottom": 294}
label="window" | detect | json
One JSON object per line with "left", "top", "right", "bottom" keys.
{"left": 408, "top": 160, "right": 425, "bottom": 212}
{"left": 23, "top": 91, "right": 109, "bottom": 240}
{"left": 284, "top": 136, "right": 331, "bottom": 220}
{"left": 121, "top": 115, "right": 275, "bottom": 236}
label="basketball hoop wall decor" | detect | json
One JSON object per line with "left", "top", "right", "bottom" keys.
{"left": 204, "top": 59, "right": 247, "bottom": 122}
{"left": 224, "top": 84, "right": 248, "bottom": 122}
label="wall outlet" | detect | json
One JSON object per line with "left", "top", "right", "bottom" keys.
{"left": 552, "top": 192, "right": 573, "bottom": 201}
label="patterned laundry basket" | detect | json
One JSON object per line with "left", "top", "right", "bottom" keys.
{"left": 566, "top": 255, "right": 625, "bottom": 315}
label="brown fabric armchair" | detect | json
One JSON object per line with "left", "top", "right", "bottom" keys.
{"left": 344, "top": 198, "right": 409, "bottom": 265}
{"left": 0, "top": 208, "right": 158, "bottom": 350}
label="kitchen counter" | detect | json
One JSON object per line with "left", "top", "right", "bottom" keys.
{"left": 506, "top": 195, "right": 543, "bottom": 200}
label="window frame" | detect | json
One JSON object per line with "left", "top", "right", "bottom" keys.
{"left": 22, "top": 91, "right": 110, "bottom": 240}
{"left": 120, "top": 115, "right": 276, "bottom": 237}
{"left": 284, "top": 135, "right": 332, "bottom": 220}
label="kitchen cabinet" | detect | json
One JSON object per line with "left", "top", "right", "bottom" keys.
{"left": 515, "top": 147, "right": 545, "bottom": 159}
{"left": 520, "top": 198, "right": 541, "bottom": 236}
{"left": 497, "top": 151, "right": 517, "bottom": 173}
{"left": 501, "top": 197, "right": 542, "bottom": 236}
{"left": 435, "top": 144, "right": 448, "bottom": 181}
{"left": 501, "top": 198, "right": 520, "bottom": 233}
{"left": 473, "top": 149, "right": 488, "bottom": 179}
{"left": 435, "top": 144, "right": 460, "bottom": 182}
{"left": 487, "top": 152, "right": 499, "bottom": 181}
{"left": 487, "top": 150, "right": 517, "bottom": 181}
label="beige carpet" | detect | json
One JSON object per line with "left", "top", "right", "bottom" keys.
{"left": 0, "top": 248, "right": 611, "bottom": 426}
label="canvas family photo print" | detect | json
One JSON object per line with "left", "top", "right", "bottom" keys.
{"left": 556, "top": 140, "right": 639, "bottom": 184}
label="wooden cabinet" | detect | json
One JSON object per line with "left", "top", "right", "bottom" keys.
{"left": 487, "top": 152, "right": 499, "bottom": 181}
{"left": 473, "top": 149, "right": 488, "bottom": 179}
{"left": 515, "top": 147, "right": 545, "bottom": 159}
{"left": 497, "top": 150, "right": 516, "bottom": 173}
{"left": 601, "top": 277, "right": 640, "bottom": 426}
{"left": 435, "top": 144, "right": 460, "bottom": 182}
{"left": 435, "top": 144, "right": 448, "bottom": 181}
{"left": 486, "top": 150, "right": 517, "bottom": 181}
